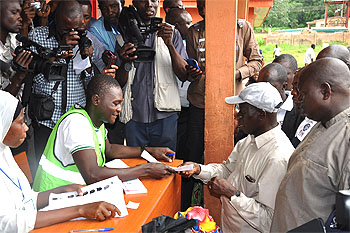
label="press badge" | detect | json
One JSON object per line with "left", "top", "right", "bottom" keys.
{"left": 22, "top": 198, "right": 36, "bottom": 211}
{"left": 296, "top": 118, "right": 317, "bottom": 141}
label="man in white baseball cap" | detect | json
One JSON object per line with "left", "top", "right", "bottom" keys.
{"left": 179, "top": 82, "right": 294, "bottom": 232}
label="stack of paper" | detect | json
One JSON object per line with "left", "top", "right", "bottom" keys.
{"left": 41, "top": 176, "right": 128, "bottom": 217}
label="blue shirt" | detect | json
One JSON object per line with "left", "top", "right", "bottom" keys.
{"left": 89, "top": 17, "right": 120, "bottom": 52}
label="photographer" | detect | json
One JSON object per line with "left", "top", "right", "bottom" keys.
{"left": 0, "top": 0, "right": 33, "bottom": 96}
{"left": 116, "top": 0, "right": 189, "bottom": 151}
{"left": 28, "top": 0, "right": 102, "bottom": 173}
{"left": 21, "top": 0, "right": 51, "bottom": 37}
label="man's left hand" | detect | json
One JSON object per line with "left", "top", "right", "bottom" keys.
{"left": 146, "top": 147, "right": 175, "bottom": 162}
{"left": 208, "top": 177, "right": 237, "bottom": 199}
{"left": 157, "top": 23, "right": 174, "bottom": 46}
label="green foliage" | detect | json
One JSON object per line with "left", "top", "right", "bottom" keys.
{"left": 256, "top": 36, "right": 266, "bottom": 47}
{"left": 258, "top": 41, "right": 324, "bottom": 67}
{"left": 263, "top": 0, "right": 336, "bottom": 28}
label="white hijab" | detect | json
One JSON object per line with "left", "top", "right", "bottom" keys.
{"left": 0, "top": 90, "right": 18, "bottom": 153}
{"left": 0, "top": 90, "right": 38, "bottom": 233}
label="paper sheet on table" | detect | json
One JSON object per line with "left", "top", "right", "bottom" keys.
{"left": 126, "top": 201, "right": 140, "bottom": 209}
{"left": 105, "top": 159, "right": 147, "bottom": 194}
{"left": 40, "top": 176, "right": 128, "bottom": 217}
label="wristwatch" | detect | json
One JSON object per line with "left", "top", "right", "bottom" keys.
{"left": 123, "top": 62, "right": 132, "bottom": 72}
{"left": 235, "top": 190, "right": 241, "bottom": 197}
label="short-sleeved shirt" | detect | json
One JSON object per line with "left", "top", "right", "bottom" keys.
{"left": 304, "top": 47, "right": 315, "bottom": 65}
{"left": 54, "top": 113, "right": 107, "bottom": 166}
{"left": 130, "top": 30, "right": 187, "bottom": 123}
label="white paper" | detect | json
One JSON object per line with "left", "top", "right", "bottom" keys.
{"left": 126, "top": 201, "right": 140, "bottom": 209}
{"left": 140, "top": 150, "right": 160, "bottom": 163}
{"left": 105, "top": 159, "right": 147, "bottom": 194}
{"left": 72, "top": 46, "right": 91, "bottom": 75}
{"left": 170, "top": 164, "right": 194, "bottom": 172}
{"left": 41, "top": 176, "right": 128, "bottom": 217}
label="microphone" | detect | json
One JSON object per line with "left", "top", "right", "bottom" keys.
{"left": 15, "top": 34, "right": 42, "bottom": 49}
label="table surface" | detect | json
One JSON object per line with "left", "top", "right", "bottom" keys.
{"left": 31, "top": 158, "right": 182, "bottom": 233}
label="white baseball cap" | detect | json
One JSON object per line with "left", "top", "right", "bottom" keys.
{"left": 225, "top": 82, "right": 282, "bottom": 113}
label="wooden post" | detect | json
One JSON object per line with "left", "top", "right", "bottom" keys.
{"left": 205, "top": 0, "right": 236, "bottom": 226}
{"left": 325, "top": 3, "right": 329, "bottom": 27}
{"left": 346, "top": 2, "right": 350, "bottom": 28}
{"left": 238, "top": 0, "right": 249, "bottom": 19}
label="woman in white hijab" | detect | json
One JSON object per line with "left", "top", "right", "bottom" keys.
{"left": 0, "top": 90, "right": 120, "bottom": 233}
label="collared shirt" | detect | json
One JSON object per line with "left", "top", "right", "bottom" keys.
{"left": 278, "top": 92, "right": 294, "bottom": 126}
{"left": 131, "top": 30, "right": 187, "bottom": 123}
{"left": 304, "top": 47, "right": 315, "bottom": 65}
{"left": 186, "top": 20, "right": 205, "bottom": 109}
{"left": 90, "top": 17, "right": 120, "bottom": 52}
{"left": 195, "top": 125, "right": 294, "bottom": 232}
{"left": 28, "top": 26, "right": 94, "bottom": 129}
{"left": 271, "top": 107, "right": 350, "bottom": 233}
{"left": 0, "top": 33, "right": 20, "bottom": 90}
{"left": 235, "top": 19, "right": 263, "bottom": 94}
{"left": 186, "top": 20, "right": 262, "bottom": 109}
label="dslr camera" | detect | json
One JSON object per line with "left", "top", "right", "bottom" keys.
{"left": 118, "top": 5, "right": 162, "bottom": 62}
{"left": 76, "top": 29, "right": 92, "bottom": 60}
{"left": 14, "top": 35, "right": 69, "bottom": 81}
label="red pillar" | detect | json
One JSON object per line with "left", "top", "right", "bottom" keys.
{"left": 91, "top": 0, "right": 98, "bottom": 19}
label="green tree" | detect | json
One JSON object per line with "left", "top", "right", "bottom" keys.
{"left": 263, "top": 0, "right": 336, "bottom": 28}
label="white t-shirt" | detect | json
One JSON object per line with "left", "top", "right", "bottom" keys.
{"left": 304, "top": 47, "right": 315, "bottom": 65}
{"left": 54, "top": 113, "right": 107, "bottom": 166}
{"left": 274, "top": 47, "right": 281, "bottom": 57}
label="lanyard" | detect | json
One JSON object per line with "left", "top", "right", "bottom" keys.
{"left": 0, "top": 167, "right": 25, "bottom": 200}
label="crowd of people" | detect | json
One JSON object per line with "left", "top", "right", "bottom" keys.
{"left": 0, "top": 0, "right": 349, "bottom": 232}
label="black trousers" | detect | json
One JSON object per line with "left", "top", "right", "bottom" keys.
{"left": 32, "top": 121, "right": 52, "bottom": 175}
{"left": 181, "top": 105, "right": 204, "bottom": 210}
{"left": 176, "top": 106, "right": 190, "bottom": 160}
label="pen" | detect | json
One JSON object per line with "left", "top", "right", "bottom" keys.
{"left": 167, "top": 153, "right": 175, "bottom": 160}
{"left": 69, "top": 227, "right": 114, "bottom": 233}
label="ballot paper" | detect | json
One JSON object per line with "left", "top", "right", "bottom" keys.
{"left": 140, "top": 151, "right": 194, "bottom": 172}
{"left": 171, "top": 164, "right": 194, "bottom": 172}
{"left": 105, "top": 159, "right": 148, "bottom": 194}
{"left": 41, "top": 176, "right": 128, "bottom": 217}
{"left": 141, "top": 150, "right": 160, "bottom": 163}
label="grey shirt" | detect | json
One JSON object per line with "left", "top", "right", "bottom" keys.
{"left": 271, "top": 107, "right": 350, "bottom": 232}
{"left": 131, "top": 29, "right": 187, "bottom": 123}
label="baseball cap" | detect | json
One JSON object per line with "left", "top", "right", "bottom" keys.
{"left": 225, "top": 82, "right": 282, "bottom": 113}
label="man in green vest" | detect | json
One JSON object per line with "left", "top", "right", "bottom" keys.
{"left": 33, "top": 74, "right": 175, "bottom": 191}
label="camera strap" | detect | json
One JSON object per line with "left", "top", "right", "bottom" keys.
{"left": 61, "top": 57, "right": 71, "bottom": 115}
{"left": 51, "top": 81, "right": 60, "bottom": 96}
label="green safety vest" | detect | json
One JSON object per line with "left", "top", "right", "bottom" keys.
{"left": 33, "top": 105, "right": 106, "bottom": 192}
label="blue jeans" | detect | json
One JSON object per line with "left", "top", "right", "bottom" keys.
{"left": 125, "top": 114, "right": 178, "bottom": 151}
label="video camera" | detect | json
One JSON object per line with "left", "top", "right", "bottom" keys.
{"left": 14, "top": 34, "right": 69, "bottom": 81}
{"left": 118, "top": 5, "right": 163, "bottom": 62}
